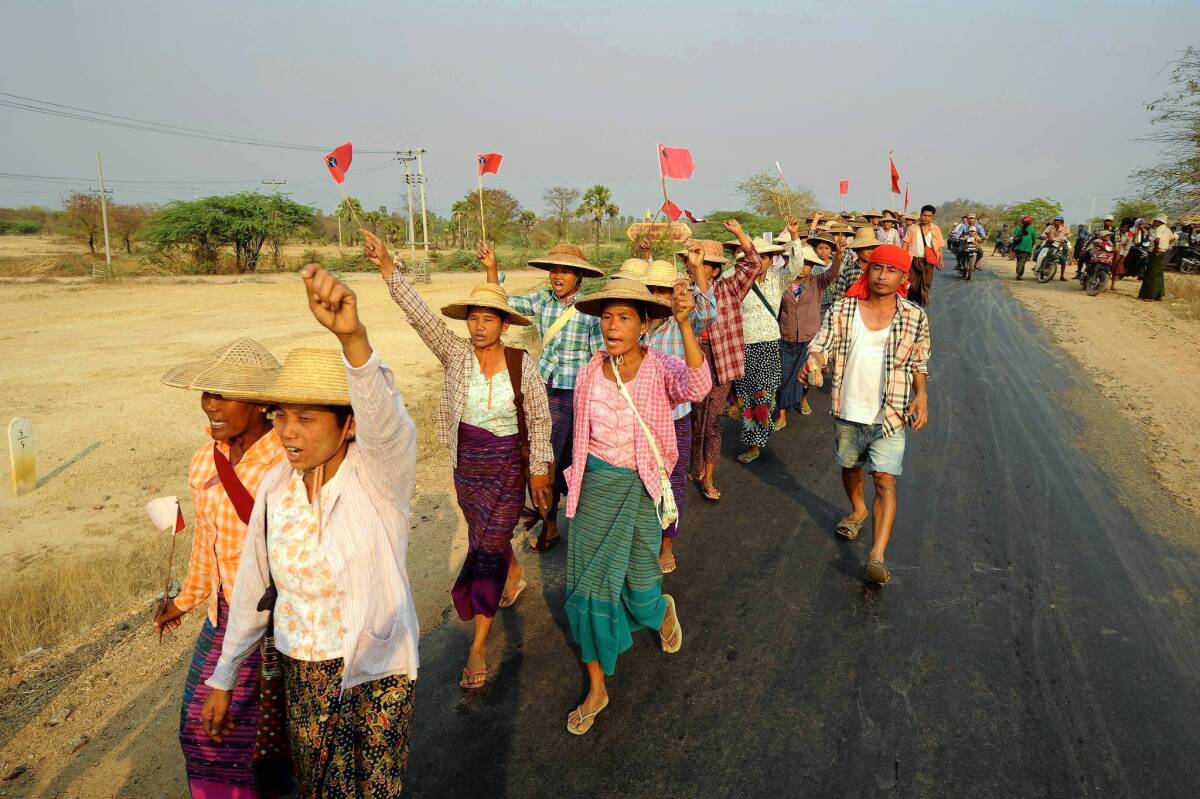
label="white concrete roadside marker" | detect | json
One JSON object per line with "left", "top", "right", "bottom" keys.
{"left": 8, "top": 417, "right": 35, "bottom": 496}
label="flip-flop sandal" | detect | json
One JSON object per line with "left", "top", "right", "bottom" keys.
{"left": 836, "top": 515, "right": 866, "bottom": 540}
{"left": 736, "top": 450, "right": 760, "bottom": 465}
{"left": 566, "top": 699, "right": 609, "bottom": 735}
{"left": 660, "top": 556, "right": 676, "bottom": 574}
{"left": 459, "top": 664, "right": 487, "bottom": 689}
{"left": 529, "top": 534, "right": 560, "bottom": 553}
{"left": 775, "top": 417, "right": 788, "bottom": 431}
{"left": 800, "top": 403, "right": 813, "bottom": 416}
{"left": 660, "top": 594, "right": 682, "bottom": 653}
{"left": 498, "top": 578, "right": 527, "bottom": 608}
{"left": 864, "top": 560, "right": 892, "bottom": 585}
{"left": 699, "top": 484, "right": 721, "bottom": 501}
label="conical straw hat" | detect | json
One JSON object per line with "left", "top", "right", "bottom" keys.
{"left": 575, "top": 278, "right": 672, "bottom": 320}
{"left": 247, "top": 348, "right": 350, "bottom": 406}
{"left": 440, "top": 283, "right": 532, "bottom": 325}
{"left": 643, "top": 260, "right": 680, "bottom": 289}
{"left": 674, "top": 239, "right": 728, "bottom": 265}
{"left": 527, "top": 244, "right": 604, "bottom": 277}
{"left": 161, "top": 337, "right": 280, "bottom": 400}
{"left": 609, "top": 258, "right": 650, "bottom": 281}
{"left": 848, "top": 226, "right": 884, "bottom": 250}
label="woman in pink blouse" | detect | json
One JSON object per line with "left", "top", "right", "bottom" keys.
{"left": 561, "top": 273, "right": 712, "bottom": 735}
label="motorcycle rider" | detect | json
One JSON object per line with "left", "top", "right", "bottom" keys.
{"left": 1011, "top": 215, "right": 1037, "bottom": 280}
{"left": 1039, "top": 215, "right": 1071, "bottom": 281}
{"left": 951, "top": 214, "right": 986, "bottom": 241}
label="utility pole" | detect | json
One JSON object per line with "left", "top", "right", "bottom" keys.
{"left": 261, "top": 179, "right": 287, "bottom": 194}
{"left": 394, "top": 149, "right": 429, "bottom": 256}
{"left": 94, "top": 152, "right": 113, "bottom": 280}
{"left": 191, "top": 187, "right": 199, "bottom": 200}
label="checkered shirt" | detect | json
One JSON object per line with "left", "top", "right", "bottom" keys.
{"left": 708, "top": 243, "right": 762, "bottom": 384}
{"left": 507, "top": 288, "right": 604, "bottom": 389}
{"left": 808, "top": 295, "right": 931, "bottom": 437}
{"left": 647, "top": 285, "right": 716, "bottom": 419}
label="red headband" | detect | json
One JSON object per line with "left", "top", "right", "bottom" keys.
{"left": 845, "top": 244, "right": 912, "bottom": 299}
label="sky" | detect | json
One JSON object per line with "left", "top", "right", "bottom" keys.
{"left": 2, "top": 0, "right": 1198, "bottom": 225}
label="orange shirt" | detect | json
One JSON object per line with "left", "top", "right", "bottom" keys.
{"left": 175, "top": 430, "right": 285, "bottom": 625}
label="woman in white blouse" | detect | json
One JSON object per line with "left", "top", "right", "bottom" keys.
{"left": 201, "top": 264, "right": 420, "bottom": 798}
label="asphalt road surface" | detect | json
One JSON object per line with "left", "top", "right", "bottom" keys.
{"left": 405, "top": 266, "right": 1200, "bottom": 798}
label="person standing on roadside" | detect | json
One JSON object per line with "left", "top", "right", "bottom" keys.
{"left": 801, "top": 244, "right": 930, "bottom": 586}
{"left": 902, "top": 204, "right": 944, "bottom": 307}
{"left": 1139, "top": 214, "right": 1171, "bottom": 301}
{"left": 1011, "top": 215, "right": 1037, "bottom": 279}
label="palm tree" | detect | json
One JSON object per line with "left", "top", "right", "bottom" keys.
{"left": 577, "top": 185, "right": 620, "bottom": 249}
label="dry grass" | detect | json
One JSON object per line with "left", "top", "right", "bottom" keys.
{"left": 0, "top": 536, "right": 191, "bottom": 669}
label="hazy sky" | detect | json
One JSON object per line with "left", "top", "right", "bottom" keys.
{"left": 2, "top": 1, "right": 1197, "bottom": 224}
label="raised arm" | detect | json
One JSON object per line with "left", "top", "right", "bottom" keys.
{"left": 361, "top": 229, "right": 462, "bottom": 365}
{"left": 720, "top": 218, "right": 761, "bottom": 301}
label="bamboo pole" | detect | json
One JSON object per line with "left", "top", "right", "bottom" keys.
{"left": 477, "top": 172, "right": 488, "bottom": 246}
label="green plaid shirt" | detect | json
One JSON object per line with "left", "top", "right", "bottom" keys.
{"left": 508, "top": 288, "right": 603, "bottom": 389}
{"left": 809, "top": 295, "right": 931, "bottom": 437}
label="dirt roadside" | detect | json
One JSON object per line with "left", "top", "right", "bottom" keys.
{"left": 980, "top": 253, "right": 1200, "bottom": 527}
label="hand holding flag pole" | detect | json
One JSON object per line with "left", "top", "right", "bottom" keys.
{"left": 145, "top": 496, "right": 185, "bottom": 645}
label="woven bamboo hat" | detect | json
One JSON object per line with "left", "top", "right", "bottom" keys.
{"left": 610, "top": 258, "right": 650, "bottom": 281}
{"left": 796, "top": 245, "right": 824, "bottom": 265}
{"left": 575, "top": 278, "right": 672, "bottom": 320}
{"left": 643, "top": 260, "right": 680, "bottom": 289}
{"left": 862, "top": 208, "right": 883, "bottom": 219}
{"left": 902, "top": 209, "right": 919, "bottom": 222}
{"left": 807, "top": 232, "right": 836, "bottom": 247}
{"left": 440, "top": 283, "right": 532, "bottom": 326}
{"left": 877, "top": 212, "right": 902, "bottom": 227}
{"left": 527, "top": 244, "right": 604, "bottom": 277}
{"left": 774, "top": 228, "right": 805, "bottom": 244}
{"left": 675, "top": 239, "right": 728, "bottom": 265}
{"left": 161, "top": 337, "right": 281, "bottom": 400}
{"left": 848, "top": 226, "right": 884, "bottom": 250}
{"left": 249, "top": 349, "right": 350, "bottom": 406}
{"left": 826, "top": 221, "right": 855, "bottom": 236}
{"left": 732, "top": 239, "right": 787, "bottom": 257}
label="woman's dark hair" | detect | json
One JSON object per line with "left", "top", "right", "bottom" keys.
{"left": 332, "top": 406, "right": 354, "bottom": 427}
{"left": 466, "top": 305, "right": 509, "bottom": 323}
{"left": 604, "top": 298, "right": 649, "bottom": 321}
{"left": 921, "top": 204, "right": 937, "bottom": 214}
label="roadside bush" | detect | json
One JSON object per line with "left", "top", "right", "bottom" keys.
{"left": 0, "top": 219, "right": 42, "bottom": 235}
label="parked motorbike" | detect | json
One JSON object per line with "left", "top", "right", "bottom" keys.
{"left": 1036, "top": 240, "right": 1066, "bottom": 283}
{"left": 1176, "top": 246, "right": 1200, "bottom": 275}
{"left": 1080, "top": 238, "right": 1115, "bottom": 296}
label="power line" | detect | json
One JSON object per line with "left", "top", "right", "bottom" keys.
{"left": 0, "top": 91, "right": 396, "bottom": 154}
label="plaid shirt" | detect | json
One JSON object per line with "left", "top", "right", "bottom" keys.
{"left": 386, "top": 270, "right": 553, "bottom": 474}
{"left": 830, "top": 255, "right": 865, "bottom": 305}
{"left": 175, "top": 432, "right": 285, "bottom": 625}
{"left": 507, "top": 288, "right": 603, "bottom": 389}
{"left": 708, "top": 243, "right": 762, "bottom": 384}
{"left": 646, "top": 285, "right": 716, "bottom": 419}
{"left": 564, "top": 349, "right": 712, "bottom": 519}
{"left": 809, "top": 295, "right": 931, "bottom": 437}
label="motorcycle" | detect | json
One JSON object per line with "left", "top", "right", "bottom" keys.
{"left": 957, "top": 234, "right": 981, "bottom": 280}
{"left": 1176, "top": 246, "right": 1200, "bottom": 275}
{"left": 1035, "top": 240, "right": 1066, "bottom": 283}
{"left": 1080, "top": 238, "right": 1115, "bottom": 296}
{"left": 1123, "top": 241, "right": 1149, "bottom": 279}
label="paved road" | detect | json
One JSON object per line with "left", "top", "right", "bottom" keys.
{"left": 405, "top": 266, "right": 1200, "bottom": 798}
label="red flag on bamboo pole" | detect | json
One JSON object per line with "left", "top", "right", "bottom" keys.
{"left": 903, "top": 182, "right": 910, "bottom": 212}
{"left": 839, "top": 179, "right": 850, "bottom": 196}
{"left": 324, "top": 142, "right": 353, "bottom": 184}
{"left": 658, "top": 144, "right": 695, "bottom": 180}
{"left": 660, "top": 200, "right": 683, "bottom": 221}
{"left": 889, "top": 153, "right": 901, "bottom": 194}
{"left": 478, "top": 153, "right": 503, "bottom": 176}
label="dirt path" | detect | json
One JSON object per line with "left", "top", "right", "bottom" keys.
{"left": 980, "top": 253, "right": 1200, "bottom": 522}
{"left": 0, "top": 268, "right": 548, "bottom": 798}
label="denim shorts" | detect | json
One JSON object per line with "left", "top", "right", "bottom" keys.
{"left": 833, "top": 418, "right": 905, "bottom": 475}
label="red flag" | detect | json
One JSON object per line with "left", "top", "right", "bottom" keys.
{"left": 661, "top": 200, "right": 683, "bottom": 221}
{"left": 684, "top": 209, "right": 706, "bottom": 223}
{"left": 478, "top": 153, "right": 503, "bottom": 176}
{"left": 889, "top": 155, "right": 901, "bottom": 194}
{"left": 658, "top": 144, "right": 695, "bottom": 180}
{"left": 839, "top": 179, "right": 850, "bottom": 196}
{"left": 174, "top": 504, "right": 186, "bottom": 534}
{"left": 324, "top": 142, "right": 353, "bottom": 184}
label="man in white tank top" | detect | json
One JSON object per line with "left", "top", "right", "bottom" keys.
{"left": 802, "top": 244, "right": 931, "bottom": 585}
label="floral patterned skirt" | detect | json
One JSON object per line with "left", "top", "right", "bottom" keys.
{"left": 734, "top": 340, "right": 781, "bottom": 448}
{"left": 281, "top": 655, "right": 415, "bottom": 798}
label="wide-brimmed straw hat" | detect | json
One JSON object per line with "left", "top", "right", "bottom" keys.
{"left": 774, "top": 228, "right": 805, "bottom": 244}
{"left": 826, "top": 222, "right": 855, "bottom": 236}
{"left": 848, "top": 217, "right": 872, "bottom": 229}
{"left": 862, "top": 208, "right": 883, "bottom": 219}
{"left": 161, "top": 337, "right": 281, "bottom": 400}
{"left": 248, "top": 349, "right": 350, "bottom": 406}
{"left": 675, "top": 239, "right": 728, "bottom": 265}
{"left": 902, "top": 209, "right": 919, "bottom": 221}
{"left": 848, "top": 226, "right": 884, "bottom": 250}
{"left": 527, "top": 244, "right": 605, "bottom": 278}
{"left": 796, "top": 245, "right": 824, "bottom": 266}
{"left": 643, "top": 260, "right": 680, "bottom": 289}
{"left": 575, "top": 277, "right": 672, "bottom": 320}
{"left": 732, "top": 239, "right": 787, "bottom": 257}
{"left": 807, "top": 232, "right": 836, "bottom": 247}
{"left": 1152, "top": 213, "right": 1169, "bottom": 224}
{"left": 877, "top": 212, "right": 901, "bottom": 226}
{"left": 610, "top": 258, "right": 650, "bottom": 281}
{"left": 440, "top": 283, "right": 532, "bottom": 326}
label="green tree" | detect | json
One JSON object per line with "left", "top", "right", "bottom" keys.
{"left": 543, "top": 185, "right": 581, "bottom": 241}
{"left": 998, "top": 198, "right": 1063, "bottom": 231}
{"left": 734, "top": 171, "right": 816, "bottom": 219}
{"left": 1110, "top": 198, "right": 1161, "bottom": 224}
{"left": 577, "top": 184, "right": 619, "bottom": 248}
{"left": 453, "top": 187, "right": 521, "bottom": 246}
{"left": 517, "top": 209, "right": 538, "bottom": 245}
{"left": 144, "top": 192, "right": 315, "bottom": 273}
{"left": 110, "top": 204, "right": 149, "bottom": 254}
{"left": 1132, "top": 47, "right": 1200, "bottom": 213}
{"left": 689, "top": 210, "right": 784, "bottom": 244}
{"left": 63, "top": 191, "right": 103, "bottom": 254}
